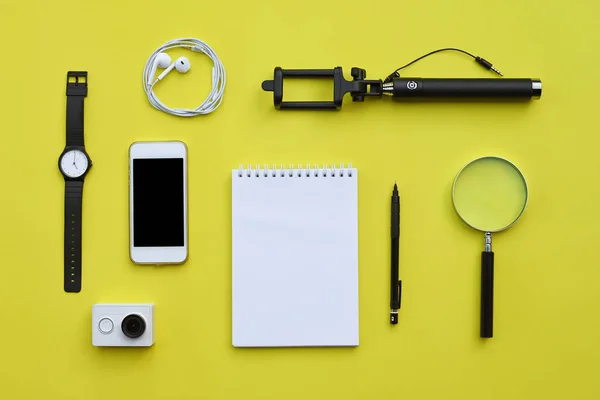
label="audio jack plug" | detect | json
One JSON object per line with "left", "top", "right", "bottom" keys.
{"left": 475, "top": 56, "right": 503, "bottom": 76}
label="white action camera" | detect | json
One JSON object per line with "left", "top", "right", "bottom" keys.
{"left": 92, "top": 304, "right": 154, "bottom": 347}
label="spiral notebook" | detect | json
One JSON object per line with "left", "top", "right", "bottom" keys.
{"left": 232, "top": 164, "right": 359, "bottom": 347}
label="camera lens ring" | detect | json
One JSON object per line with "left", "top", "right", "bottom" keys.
{"left": 121, "top": 314, "right": 146, "bottom": 339}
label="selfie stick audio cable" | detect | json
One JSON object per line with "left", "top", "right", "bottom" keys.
{"left": 143, "top": 38, "right": 226, "bottom": 117}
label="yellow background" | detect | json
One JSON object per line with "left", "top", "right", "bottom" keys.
{"left": 1, "top": 0, "right": 599, "bottom": 398}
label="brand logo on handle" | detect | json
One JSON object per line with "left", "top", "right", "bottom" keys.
{"left": 407, "top": 81, "right": 418, "bottom": 90}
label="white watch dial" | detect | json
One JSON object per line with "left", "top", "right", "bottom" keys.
{"left": 60, "top": 150, "right": 89, "bottom": 178}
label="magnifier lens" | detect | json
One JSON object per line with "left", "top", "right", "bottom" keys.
{"left": 453, "top": 157, "right": 527, "bottom": 232}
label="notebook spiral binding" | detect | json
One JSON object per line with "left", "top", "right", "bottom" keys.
{"left": 237, "top": 164, "right": 354, "bottom": 178}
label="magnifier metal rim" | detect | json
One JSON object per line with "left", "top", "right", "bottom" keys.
{"left": 451, "top": 155, "right": 529, "bottom": 233}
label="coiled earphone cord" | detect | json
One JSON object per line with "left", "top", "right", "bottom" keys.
{"left": 143, "top": 38, "right": 226, "bottom": 117}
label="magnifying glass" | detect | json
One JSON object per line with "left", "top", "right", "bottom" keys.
{"left": 452, "top": 156, "right": 528, "bottom": 338}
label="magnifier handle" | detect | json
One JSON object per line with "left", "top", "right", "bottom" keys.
{"left": 481, "top": 251, "right": 494, "bottom": 338}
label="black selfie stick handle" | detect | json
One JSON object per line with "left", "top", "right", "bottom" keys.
{"left": 481, "top": 251, "right": 494, "bottom": 338}
{"left": 389, "top": 78, "right": 542, "bottom": 99}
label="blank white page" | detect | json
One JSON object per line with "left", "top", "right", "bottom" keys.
{"left": 232, "top": 166, "right": 359, "bottom": 347}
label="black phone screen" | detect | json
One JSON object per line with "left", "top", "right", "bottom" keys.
{"left": 132, "top": 158, "right": 184, "bottom": 247}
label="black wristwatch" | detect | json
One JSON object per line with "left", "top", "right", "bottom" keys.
{"left": 58, "top": 71, "right": 92, "bottom": 293}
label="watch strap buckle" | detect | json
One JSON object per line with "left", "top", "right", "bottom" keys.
{"left": 66, "top": 71, "right": 88, "bottom": 97}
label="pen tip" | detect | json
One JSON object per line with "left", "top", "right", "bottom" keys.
{"left": 394, "top": 182, "right": 398, "bottom": 190}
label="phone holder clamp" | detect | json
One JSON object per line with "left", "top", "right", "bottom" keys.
{"left": 261, "top": 67, "right": 382, "bottom": 110}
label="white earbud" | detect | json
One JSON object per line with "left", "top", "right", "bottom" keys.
{"left": 143, "top": 38, "right": 225, "bottom": 116}
{"left": 156, "top": 56, "right": 191, "bottom": 82}
{"left": 147, "top": 53, "right": 172, "bottom": 85}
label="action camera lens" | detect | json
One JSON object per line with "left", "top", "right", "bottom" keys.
{"left": 121, "top": 314, "right": 146, "bottom": 339}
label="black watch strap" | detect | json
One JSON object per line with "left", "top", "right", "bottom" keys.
{"left": 66, "top": 71, "right": 87, "bottom": 147}
{"left": 65, "top": 181, "right": 84, "bottom": 292}
{"left": 63, "top": 71, "right": 88, "bottom": 293}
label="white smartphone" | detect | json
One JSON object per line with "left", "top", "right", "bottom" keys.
{"left": 129, "top": 141, "right": 188, "bottom": 264}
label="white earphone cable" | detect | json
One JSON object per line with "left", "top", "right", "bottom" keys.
{"left": 143, "top": 38, "right": 226, "bottom": 117}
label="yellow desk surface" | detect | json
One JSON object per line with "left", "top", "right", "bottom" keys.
{"left": 1, "top": 0, "right": 599, "bottom": 399}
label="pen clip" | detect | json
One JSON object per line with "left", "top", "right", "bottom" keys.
{"left": 390, "top": 280, "right": 402, "bottom": 324}
{"left": 397, "top": 280, "right": 402, "bottom": 309}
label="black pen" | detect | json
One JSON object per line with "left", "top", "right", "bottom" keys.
{"left": 390, "top": 183, "right": 402, "bottom": 324}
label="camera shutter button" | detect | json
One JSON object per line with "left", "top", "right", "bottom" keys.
{"left": 98, "top": 317, "right": 114, "bottom": 334}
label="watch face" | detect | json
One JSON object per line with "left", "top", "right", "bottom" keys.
{"left": 60, "top": 150, "right": 89, "bottom": 178}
